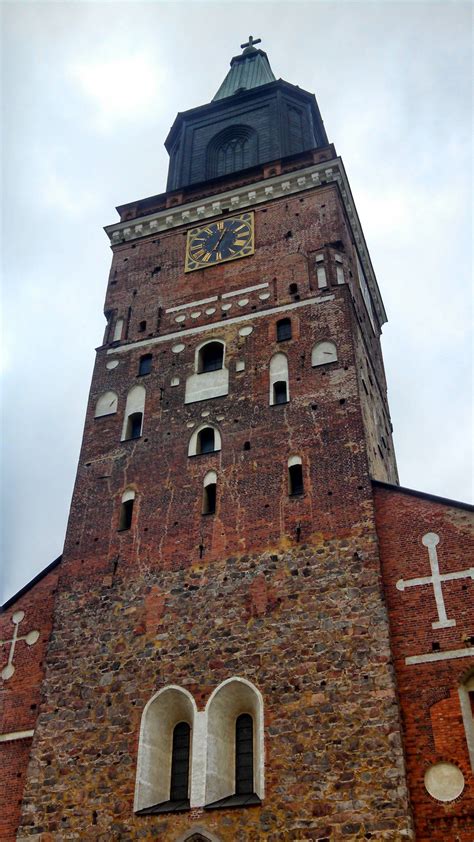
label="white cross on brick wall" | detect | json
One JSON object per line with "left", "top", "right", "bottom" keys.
{"left": 1, "top": 611, "right": 40, "bottom": 680}
{"left": 396, "top": 532, "right": 474, "bottom": 629}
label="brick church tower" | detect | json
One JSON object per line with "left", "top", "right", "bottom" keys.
{"left": 3, "top": 38, "right": 473, "bottom": 842}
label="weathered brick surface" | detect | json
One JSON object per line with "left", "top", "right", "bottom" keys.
{"left": 374, "top": 484, "right": 474, "bottom": 841}
{"left": 13, "top": 163, "right": 414, "bottom": 840}
{"left": 0, "top": 566, "right": 59, "bottom": 841}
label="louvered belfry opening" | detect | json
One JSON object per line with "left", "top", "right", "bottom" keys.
{"left": 170, "top": 722, "right": 191, "bottom": 801}
{"left": 235, "top": 713, "right": 254, "bottom": 795}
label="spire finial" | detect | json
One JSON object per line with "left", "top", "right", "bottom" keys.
{"left": 240, "top": 35, "right": 262, "bottom": 52}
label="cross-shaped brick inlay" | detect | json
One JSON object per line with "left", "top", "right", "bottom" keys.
{"left": 396, "top": 532, "right": 474, "bottom": 629}
{"left": 1, "top": 611, "right": 40, "bottom": 680}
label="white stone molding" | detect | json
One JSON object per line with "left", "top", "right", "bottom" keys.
{"left": 458, "top": 673, "right": 474, "bottom": 771}
{"left": 0, "top": 729, "right": 35, "bottom": 742}
{"left": 107, "top": 296, "right": 334, "bottom": 356}
{"left": 104, "top": 158, "right": 386, "bottom": 326}
{"left": 405, "top": 647, "right": 474, "bottom": 665}
{"left": 205, "top": 677, "right": 264, "bottom": 804}
{"left": 424, "top": 762, "right": 465, "bottom": 802}
{"left": 134, "top": 685, "right": 198, "bottom": 812}
{"left": 188, "top": 424, "right": 222, "bottom": 457}
{"left": 121, "top": 384, "right": 146, "bottom": 441}
{"left": 166, "top": 296, "right": 218, "bottom": 314}
{"left": 312, "top": 340, "right": 338, "bottom": 367}
{"left": 95, "top": 390, "right": 118, "bottom": 418}
{"left": 396, "top": 532, "right": 474, "bottom": 629}
{"left": 135, "top": 678, "right": 264, "bottom": 812}
{"left": 221, "top": 281, "right": 268, "bottom": 299}
{"left": 1, "top": 611, "right": 40, "bottom": 681}
{"left": 269, "top": 353, "right": 289, "bottom": 405}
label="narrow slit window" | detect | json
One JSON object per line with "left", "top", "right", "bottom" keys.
{"left": 139, "top": 320, "right": 147, "bottom": 332}
{"left": 202, "top": 472, "right": 217, "bottom": 515}
{"left": 197, "top": 427, "right": 215, "bottom": 454}
{"left": 138, "top": 354, "right": 152, "bottom": 376}
{"left": 119, "top": 491, "right": 135, "bottom": 531}
{"left": 199, "top": 342, "right": 224, "bottom": 373}
{"left": 289, "top": 462, "right": 304, "bottom": 496}
{"left": 276, "top": 318, "right": 292, "bottom": 342}
{"left": 273, "top": 381, "right": 288, "bottom": 405}
{"left": 169, "top": 722, "right": 191, "bottom": 802}
{"left": 235, "top": 714, "right": 254, "bottom": 796}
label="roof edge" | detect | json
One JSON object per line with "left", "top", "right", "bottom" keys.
{"left": 371, "top": 479, "right": 474, "bottom": 512}
{"left": 1, "top": 555, "right": 62, "bottom": 612}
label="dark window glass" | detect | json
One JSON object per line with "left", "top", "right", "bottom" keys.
{"left": 273, "top": 381, "right": 288, "bottom": 405}
{"left": 199, "top": 342, "right": 224, "bottom": 373}
{"left": 203, "top": 483, "right": 216, "bottom": 515}
{"left": 139, "top": 320, "right": 147, "bottom": 332}
{"left": 138, "top": 354, "right": 152, "bottom": 376}
{"left": 276, "top": 318, "right": 292, "bottom": 342}
{"left": 170, "top": 722, "right": 190, "bottom": 802}
{"left": 289, "top": 283, "right": 298, "bottom": 295}
{"left": 289, "top": 464, "right": 304, "bottom": 496}
{"left": 198, "top": 428, "right": 215, "bottom": 454}
{"left": 127, "top": 412, "right": 143, "bottom": 440}
{"left": 119, "top": 499, "right": 134, "bottom": 531}
{"left": 235, "top": 714, "right": 254, "bottom": 796}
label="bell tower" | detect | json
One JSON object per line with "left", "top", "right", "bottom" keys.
{"left": 16, "top": 38, "right": 413, "bottom": 840}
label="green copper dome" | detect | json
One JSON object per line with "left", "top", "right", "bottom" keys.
{"left": 213, "top": 40, "right": 276, "bottom": 101}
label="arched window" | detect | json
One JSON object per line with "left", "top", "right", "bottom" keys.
{"left": 205, "top": 677, "right": 264, "bottom": 808}
{"left": 206, "top": 125, "right": 258, "bottom": 179}
{"left": 202, "top": 471, "right": 217, "bottom": 515}
{"left": 170, "top": 722, "right": 191, "bottom": 802}
{"left": 198, "top": 428, "right": 215, "bottom": 454}
{"left": 235, "top": 714, "right": 254, "bottom": 796}
{"left": 312, "top": 340, "right": 338, "bottom": 367}
{"left": 119, "top": 488, "right": 135, "bottom": 531}
{"left": 269, "top": 353, "right": 289, "bottom": 406}
{"left": 198, "top": 342, "right": 224, "bottom": 373}
{"left": 288, "top": 456, "right": 304, "bottom": 496}
{"left": 135, "top": 686, "right": 196, "bottom": 814}
{"left": 138, "top": 354, "right": 152, "bottom": 376}
{"left": 276, "top": 318, "right": 292, "bottom": 342}
{"left": 185, "top": 341, "right": 229, "bottom": 405}
{"left": 188, "top": 425, "right": 222, "bottom": 457}
{"left": 121, "top": 385, "right": 146, "bottom": 441}
{"left": 94, "top": 391, "right": 118, "bottom": 418}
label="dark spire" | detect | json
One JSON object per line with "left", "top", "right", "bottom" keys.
{"left": 213, "top": 36, "right": 276, "bottom": 101}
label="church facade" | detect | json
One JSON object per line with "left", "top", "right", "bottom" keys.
{"left": 1, "top": 40, "right": 473, "bottom": 841}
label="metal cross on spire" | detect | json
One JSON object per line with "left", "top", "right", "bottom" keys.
{"left": 241, "top": 35, "right": 262, "bottom": 51}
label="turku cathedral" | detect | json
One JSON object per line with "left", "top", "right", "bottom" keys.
{"left": 1, "top": 38, "right": 473, "bottom": 842}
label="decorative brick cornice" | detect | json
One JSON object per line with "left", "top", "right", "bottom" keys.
{"left": 104, "top": 157, "right": 387, "bottom": 325}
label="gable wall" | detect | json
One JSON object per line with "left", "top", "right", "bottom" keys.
{"left": 374, "top": 484, "right": 474, "bottom": 841}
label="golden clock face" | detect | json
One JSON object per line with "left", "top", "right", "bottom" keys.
{"left": 185, "top": 212, "right": 254, "bottom": 272}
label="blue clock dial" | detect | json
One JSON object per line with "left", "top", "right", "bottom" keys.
{"left": 185, "top": 213, "right": 254, "bottom": 272}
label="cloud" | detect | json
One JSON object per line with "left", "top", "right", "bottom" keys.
{"left": 69, "top": 53, "right": 167, "bottom": 131}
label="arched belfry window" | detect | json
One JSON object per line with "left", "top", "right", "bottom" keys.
{"left": 206, "top": 125, "right": 258, "bottom": 179}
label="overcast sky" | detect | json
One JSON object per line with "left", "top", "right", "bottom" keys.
{"left": 1, "top": 0, "right": 472, "bottom": 603}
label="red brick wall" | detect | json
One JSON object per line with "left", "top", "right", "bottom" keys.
{"left": 15, "top": 169, "right": 414, "bottom": 838}
{"left": 374, "top": 483, "right": 474, "bottom": 841}
{"left": 0, "top": 566, "right": 59, "bottom": 841}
